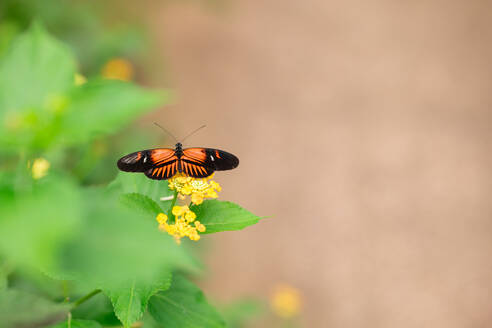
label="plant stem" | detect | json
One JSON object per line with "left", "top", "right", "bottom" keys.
{"left": 62, "top": 280, "right": 70, "bottom": 302}
{"left": 0, "top": 260, "right": 13, "bottom": 289}
{"left": 71, "top": 289, "right": 101, "bottom": 309}
{"left": 167, "top": 190, "right": 179, "bottom": 223}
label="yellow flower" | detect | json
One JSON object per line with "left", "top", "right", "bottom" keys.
{"left": 191, "top": 193, "right": 203, "bottom": 205}
{"left": 156, "top": 206, "right": 205, "bottom": 244}
{"left": 30, "top": 158, "right": 50, "bottom": 180}
{"left": 156, "top": 213, "right": 168, "bottom": 224}
{"left": 168, "top": 173, "right": 221, "bottom": 205}
{"left": 172, "top": 205, "right": 188, "bottom": 217}
{"left": 101, "top": 58, "right": 134, "bottom": 81}
{"left": 194, "top": 221, "right": 206, "bottom": 232}
{"left": 270, "top": 284, "right": 302, "bottom": 319}
{"left": 74, "top": 73, "right": 87, "bottom": 85}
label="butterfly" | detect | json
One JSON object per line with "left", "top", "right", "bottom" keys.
{"left": 117, "top": 124, "right": 239, "bottom": 180}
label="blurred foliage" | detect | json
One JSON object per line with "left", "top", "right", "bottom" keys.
{"left": 0, "top": 0, "right": 147, "bottom": 75}
{"left": 219, "top": 299, "right": 265, "bottom": 328}
{"left": 0, "top": 289, "right": 70, "bottom": 327}
{"left": 0, "top": 16, "right": 263, "bottom": 327}
{"left": 49, "top": 319, "right": 103, "bottom": 328}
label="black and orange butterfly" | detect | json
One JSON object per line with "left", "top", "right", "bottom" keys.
{"left": 117, "top": 125, "right": 239, "bottom": 180}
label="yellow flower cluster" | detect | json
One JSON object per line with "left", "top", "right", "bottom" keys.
{"left": 168, "top": 173, "right": 221, "bottom": 205}
{"left": 30, "top": 158, "right": 50, "bottom": 180}
{"left": 101, "top": 58, "right": 134, "bottom": 81}
{"left": 74, "top": 73, "right": 87, "bottom": 86}
{"left": 270, "top": 284, "right": 302, "bottom": 319}
{"left": 156, "top": 205, "right": 206, "bottom": 244}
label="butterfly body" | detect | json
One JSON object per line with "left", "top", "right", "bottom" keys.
{"left": 117, "top": 143, "right": 239, "bottom": 180}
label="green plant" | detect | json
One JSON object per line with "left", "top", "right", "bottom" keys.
{"left": 0, "top": 24, "right": 261, "bottom": 328}
{"left": 0, "top": 0, "right": 148, "bottom": 75}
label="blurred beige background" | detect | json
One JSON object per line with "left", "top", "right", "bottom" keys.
{"left": 143, "top": 0, "right": 492, "bottom": 326}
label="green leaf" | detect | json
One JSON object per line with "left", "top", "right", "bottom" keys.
{"left": 140, "top": 312, "right": 161, "bottom": 328}
{"left": 0, "top": 177, "right": 81, "bottom": 275}
{"left": 71, "top": 291, "right": 120, "bottom": 326}
{"left": 0, "top": 22, "right": 76, "bottom": 150}
{"left": 108, "top": 172, "right": 174, "bottom": 205}
{"left": 148, "top": 275, "right": 226, "bottom": 328}
{"left": 7, "top": 266, "right": 65, "bottom": 300}
{"left": 59, "top": 79, "right": 166, "bottom": 146}
{"left": 103, "top": 272, "right": 172, "bottom": 328}
{"left": 0, "top": 175, "right": 194, "bottom": 291}
{"left": 191, "top": 200, "right": 261, "bottom": 234}
{"left": 0, "top": 289, "right": 70, "bottom": 328}
{"left": 0, "top": 274, "right": 6, "bottom": 290}
{"left": 49, "top": 319, "right": 103, "bottom": 328}
{"left": 119, "top": 193, "right": 164, "bottom": 217}
{"left": 0, "top": 22, "right": 75, "bottom": 114}
{"left": 0, "top": 20, "right": 21, "bottom": 57}
{"left": 58, "top": 188, "right": 195, "bottom": 289}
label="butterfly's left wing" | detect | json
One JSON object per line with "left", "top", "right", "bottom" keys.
{"left": 181, "top": 147, "right": 239, "bottom": 178}
{"left": 117, "top": 148, "right": 178, "bottom": 180}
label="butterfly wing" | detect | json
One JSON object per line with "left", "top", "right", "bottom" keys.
{"left": 117, "top": 147, "right": 239, "bottom": 180}
{"left": 181, "top": 148, "right": 239, "bottom": 178}
{"left": 144, "top": 161, "right": 178, "bottom": 180}
{"left": 145, "top": 149, "right": 180, "bottom": 180}
{"left": 204, "top": 148, "right": 240, "bottom": 171}
{"left": 117, "top": 148, "right": 178, "bottom": 180}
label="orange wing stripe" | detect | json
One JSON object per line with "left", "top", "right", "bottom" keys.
{"left": 198, "top": 165, "right": 204, "bottom": 175}
{"left": 150, "top": 160, "right": 181, "bottom": 179}
{"left": 182, "top": 148, "right": 207, "bottom": 164}
{"left": 151, "top": 149, "right": 176, "bottom": 165}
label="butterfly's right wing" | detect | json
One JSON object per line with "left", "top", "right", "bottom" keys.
{"left": 117, "top": 148, "right": 178, "bottom": 180}
{"left": 180, "top": 147, "right": 239, "bottom": 178}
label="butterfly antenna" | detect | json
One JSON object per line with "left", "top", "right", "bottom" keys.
{"left": 181, "top": 125, "right": 207, "bottom": 143}
{"left": 154, "top": 122, "right": 178, "bottom": 143}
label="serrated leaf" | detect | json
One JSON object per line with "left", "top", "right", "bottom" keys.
{"left": 59, "top": 79, "right": 166, "bottom": 146}
{"left": 48, "top": 319, "right": 103, "bottom": 328}
{"left": 119, "top": 193, "right": 163, "bottom": 217}
{"left": 190, "top": 200, "right": 261, "bottom": 234}
{"left": 108, "top": 172, "right": 174, "bottom": 205}
{"left": 0, "top": 289, "right": 70, "bottom": 328}
{"left": 103, "top": 272, "right": 172, "bottom": 328}
{"left": 148, "top": 275, "right": 226, "bottom": 328}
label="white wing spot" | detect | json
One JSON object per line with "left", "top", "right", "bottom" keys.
{"left": 143, "top": 155, "right": 147, "bottom": 163}
{"left": 210, "top": 155, "right": 215, "bottom": 161}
